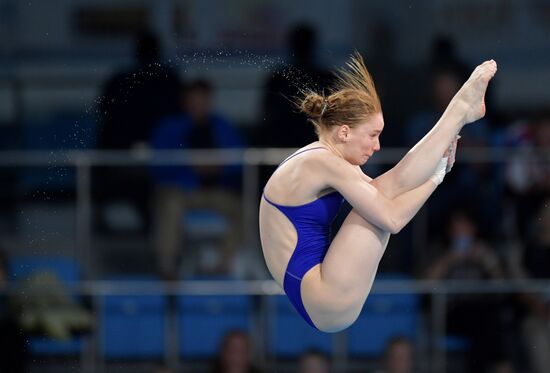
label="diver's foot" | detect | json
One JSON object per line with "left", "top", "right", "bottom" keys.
{"left": 452, "top": 60, "right": 497, "bottom": 125}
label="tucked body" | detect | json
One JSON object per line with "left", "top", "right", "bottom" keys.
{"left": 259, "top": 53, "right": 497, "bottom": 332}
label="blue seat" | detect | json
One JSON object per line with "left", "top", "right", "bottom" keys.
{"left": 268, "top": 296, "right": 332, "bottom": 358}
{"left": 24, "top": 336, "right": 84, "bottom": 356}
{"left": 183, "top": 209, "right": 228, "bottom": 237}
{"left": 180, "top": 210, "right": 230, "bottom": 275}
{"left": 178, "top": 295, "right": 252, "bottom": 358}
{"left": 9, "top": 256, "right": 80, "bottom": 285}
{"left": 8, "top": 256, "right": 84, "bottom": 356}
{"left": 348, "top": 275, "right": 419, "bottom": 356}
{"left": 99, "top": 276, "right": 166, "bottom": 359}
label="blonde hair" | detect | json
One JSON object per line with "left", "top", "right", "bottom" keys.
{"left": 299, "top": 51, "right": 381, "bottom": 134}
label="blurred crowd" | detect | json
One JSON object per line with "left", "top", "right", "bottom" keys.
{"left": 0, "top": 21, "right": 549, "bottom": 373}
{"left": 91, "top": 26, "right": 550, "bottom": 279}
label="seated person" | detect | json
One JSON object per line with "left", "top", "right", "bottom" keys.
{"left": 210, "top": 330, "right": 260, "bottom": 373}
{"left": 297, "top": 349, "right": 331, "bottom": 373}
{"left": 422, "top": 209, "right": 509, "bottom": 373}
{"left": 374, "top": 336, "right": 415, "bottom": 373}
{"left": 151, "top": 79, "right": 244, "bottom": 279}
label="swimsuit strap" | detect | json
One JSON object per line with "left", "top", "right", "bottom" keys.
{"left": 263, "top": 146, "right": 330, "bottom": 205}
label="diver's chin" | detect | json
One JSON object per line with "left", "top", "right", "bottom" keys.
{"left": 360, "top": 155, "right": 370, "bottom": 165}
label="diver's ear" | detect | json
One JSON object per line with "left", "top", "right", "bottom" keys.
{"left": 337, "top": 124, "right": 350, "bottom": 142}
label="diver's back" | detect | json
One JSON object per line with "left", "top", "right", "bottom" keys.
{"left": 259, "top": 145, "right": 337, "bottom": 284}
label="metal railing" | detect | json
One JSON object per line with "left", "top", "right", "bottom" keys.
{"left": 1, "top": 147, "right": 549, "bottom": 373}
{"left": 0, "top": 146, "right": 541, "bottom": 275}
{"left": 3, "top": 278, "right": 550, "bottom": 373}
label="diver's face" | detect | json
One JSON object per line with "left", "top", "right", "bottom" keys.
{"left": 343, "top": 112, "right": 384, "bottom": 165}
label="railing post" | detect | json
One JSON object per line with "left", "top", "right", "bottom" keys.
{"left": 75, "top": 155, "right": 96, "bottom": 371}
{"left": 75, "top": 154, "right": 93, "bottom": 277}
{"left": 243, "top": 149, "right": 260, "bottom": 253}
{"left": 166, "top": 292, "right": 180, "bottom": 371}
{"left": 255, "top": 294, "right": 269, "bottom": 370}
{"left": 333, "top": 330, "right": 348, "bottom": 372}
{"left": 432, "top": 291, "right": 447, "bottom": 373}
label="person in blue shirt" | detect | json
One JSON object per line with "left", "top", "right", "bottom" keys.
{"left": 94, "top": 29, "right": 181, "bottom": 235}
{"left": 151, "top": 79, "right": 244, "bottom": 279}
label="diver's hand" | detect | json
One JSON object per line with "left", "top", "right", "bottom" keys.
{"left": 430, "top": 157, "right": 448, "bottom": 185}
{"left": 445, "top": 135, "right": 460, "bottom": 173}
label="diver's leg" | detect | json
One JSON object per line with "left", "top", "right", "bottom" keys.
{"left": 299, "top": 209, "right": 391, "bottom": 333}
{"left": 374, "top": 60, "right": 496, "bottom": 196}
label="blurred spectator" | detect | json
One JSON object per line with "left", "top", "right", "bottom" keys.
{"left": 424, "top": 36, "right": 496, "bottom": 127}
{"left": 258, "top": 23, "right": 332, "bottom": 148}
{"left": 405, "top": 57, "right": 500, "bottom": 239}
{"left": 374, "top": 336, "right": 415, "bottom": 373}
{"left": 98, "top": 28, "right": 182, "bottom": 150}
{"left": 153, "top": 364, "right": 175, "bottom": 373}
{"left": 523, "top": 198, "right": 550, "bottom": 279}
{"left": 503, "top": 111, "right": 550, "bottom": 240}
{"left": 422, "top": 209, "right": 510, "bottom": 373}
{"left": 405, "top": 65, "right": 471, "bottom": 146}
{"left": 0, "top": 249, "right": 27, "bottom": 373}
{"left": 297, "top": 349, "right": 331, "bottom": 373}
{"left": 257, "top": 23, "right": 333, "bottom": 221}
{"left": 210, "top": 330, "right": 260, "bottom": 373}
{"left": 13, "top": 271, "right": 92, "bottom": 340}
{"left": 151, "top": 79, "right": 244, "bottom": 279}
{"left": 488, "top": 360, "right": 516, "bottom": 373}
{"left": 423, "top": 208, "right": 504, "bottom": 280}
{"left": 364, "top": 22, "right": 416, "bottom": 148}
{"left": 94, "top": 28, "right": 182, "bottom": 235}
{"left": 405, "top": 35, "right": 471, "bottom": 148}
{"left": 509, "top": 198, "right": 550, "bottom": 373}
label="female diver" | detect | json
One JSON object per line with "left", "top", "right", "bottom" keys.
{"left": 259, "top": 52, "right": 497, "bottom": 332}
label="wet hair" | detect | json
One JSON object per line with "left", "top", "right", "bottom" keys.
{"left": 298, "top": 51, "right": 382, "bottom": 135}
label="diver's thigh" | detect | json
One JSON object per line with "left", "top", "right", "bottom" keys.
{"left": 300, "top": 265, "right": 359, "bottom": 332}
{"left": 322, "top": 209, "right": 390, "bottom": 293}
{"left": 299, "top": 211, "right": 391, "bottom": 331}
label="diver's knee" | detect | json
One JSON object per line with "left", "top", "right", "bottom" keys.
{"left": 310, "top": 297, "right": 363, "bottom": 333}
{"left": 313, "top": 307, "right": 361, "bottom": 333}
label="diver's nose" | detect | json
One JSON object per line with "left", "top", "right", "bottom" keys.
{"left": 373, "top": 138, "right": 381, "bottom": 152}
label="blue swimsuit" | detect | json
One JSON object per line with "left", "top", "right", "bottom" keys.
{"left": 263, "top": 147, "right": 344, "bottom": 329}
